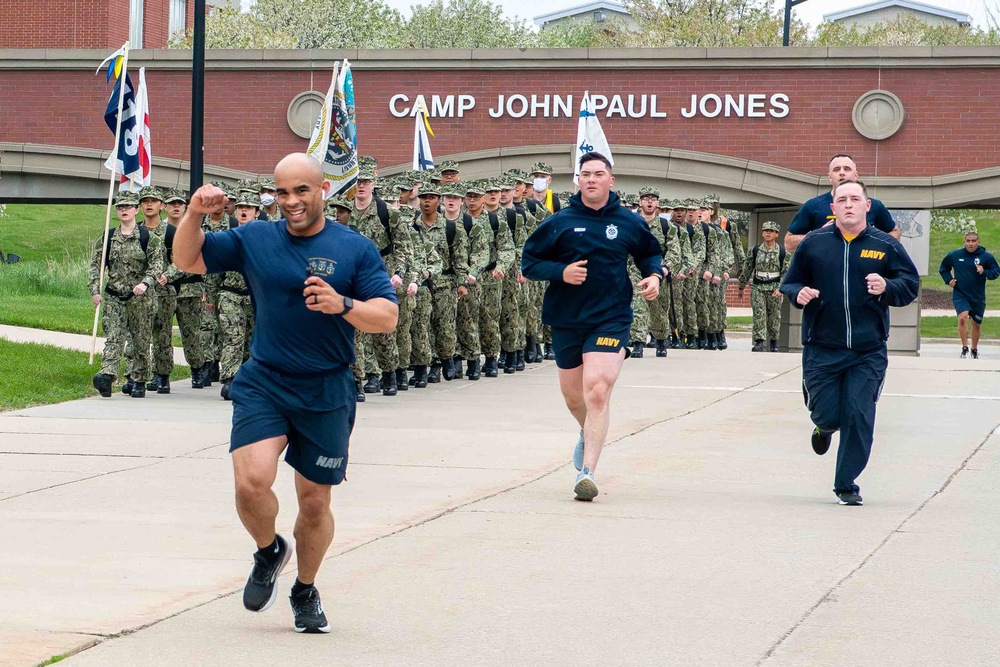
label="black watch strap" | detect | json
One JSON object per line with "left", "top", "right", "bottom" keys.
{"left": 341, "top": 296, "right": 354, "bottom": 315}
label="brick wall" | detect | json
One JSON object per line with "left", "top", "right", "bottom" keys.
{"left": 3, "top": 0, "right": 130, "bottom": 49}
{"left": 143, "top": 0, "right": 171, "bottom": 48}
{"left": 725, "top": 281, "right": 752, "bottom": 308}
{"left": 0, "top": 64, "right": 996, "bottom": 177}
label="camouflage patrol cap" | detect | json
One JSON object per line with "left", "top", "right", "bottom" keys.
{"left": 706, "top": 193, "right": 721, "bottom": 204}
{"left": 235, "top": 191, "right": 262, "bottom": 208}
{"left": 327, "top": 195, "right": 353, "bottom": 211}
{"left": 138, "top": 186, "right": 163, "bottom": 202}
{"left": 236, "top": 178, "right": 260, "bottom": 193}
{"left": 358, "top": 164, "right": 377, "bottom": 181}
{"left": 358, "top": 155, "right": 378, "bottom": 171}
{"left": 529, "top": 162, "right": 553, "bottom": 176}
{"left": 762, "top": 221, "right": 780, "bottom": 233}
{"left": 259, "top": 178, "right": 276, "bottom": 191}
{"left": 440, "top": 182, "right": 465, "bottom": 198}
{"left": 438, "top": 159, "right": 460, "bottom": 174}
{"left": 505, "top": 168, "right": 528, "bottom": 183}
{"left": 114, "top": 191, "right": 140, "bottom": 207}
{"left": 464, "top": 180, "right": 486, "bottom": 197}
{"left": 698, "top": 198, "right": 713, "bottom": 210}
{"left": 163, "top": 188, "right": 188, "bottom": 204}
{"left": 638, "top": 186, "right": 660, "bottom": 198}
{"left": 496, "top": 176, "right": 516, "bottom": 190}
{"left": 626, "top": 194, "right": 640, "bottom": 206}
{"left": 483, "top": 179, "right": 503, "bottom": 193}
{"left": 417, "top": 181, "right": 441, "bottom": 197}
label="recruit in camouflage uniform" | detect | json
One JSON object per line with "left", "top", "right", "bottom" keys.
{"left": 455, "top": 180, "right": 492, "bottom": 379}
{"left": 710, "top": 193, "right": 745, "bottom": 350}
{"left": 161, "top": 188, "right": 207, "bottom": 387}
{"left": 507, "top": 169, "right": 546, "bottom": 363}
{"left": 636, "top": 186, "right": 682, "bottom": 357}
{"left": 487, "top": 177, "right": 528, "bottom": 373}
{"left": 89, "top": 190, "right": 165, "bottom": 398}
{"left": 666, "top": 200, "right": 694, "bottom": 348}
{"left": 403, "top": 196, "right": 442, "bottom": 388}
{"left": 739, "top": 220, "right": 788, "bottom": 352}
{"left": 681, "top": 200, "right": 704, "bottom": 348}
{"left": 217, "top": 191, "right": 261, "bottom": 399}
{"left": 134, "top": 186, "right": 177, "bottom": 394}
{"left": 258, "top": 178, "right": 282, "bottom": 221}
{"left": 702, "top": 199, "right": 734, "bottom": 350}
{"left": 198, "top": 182, "right": 234, "bottom": 386}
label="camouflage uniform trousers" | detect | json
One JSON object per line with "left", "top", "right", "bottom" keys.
{"left": 102, "top": 292, "right": 154, "bottom": 382}
{"left": 668, "top": 277, "right": 686, "bottom": 336}
{"left": 477, "top": 274, "right": 503, "bottom": 358}
{"left": 708, "top": 281, "right": 726, "bottom": 332}
{"left": 682, "top": 275, "right": 699, "bottom": 336}
{"left": 750, "top": 285, "right": 782, "bottom": 341}
{"left": 409, "top": 285, "right": 434, "bottom": 366}
{"left": 150, "top": 286, "right": 177, "bottom": 376}
{"left": 515, "top": 278, "right": 534, "bottom": 349}
{"left": 456, "top": 284, "right": 482, "bottom": 361}
{"left": 360, "top": 330, "right": 399, "bottom": 376}
{"left": 430, "top": 286, "right": 459, "bottom": 362}
{"left": 200, "top": 291, "right": 222, "bottom": 364}
{"left": 648, "top": 282, "right": 672, "bottom": 341}
{"left": 526, "top": 281, "right": 544, "bottom": 340}
{"left": 175, "top": 296, "right": 205, "bottom": 370}
{"left": 719, "top": 276, "right": 731, "bottom": 331}
{"left": 696, "top": 278, "right": 712, "bottom": 331}
{"left": 499, "top": 275, "right": 522, "bottom": 352}
{"left": 218, "top": 291, "right": 252, "bottom": 381}
{"left": 394, "top": 285, "right": 416, "bottom": 370}
{"left": 630, "top": 293, "right": 650, "bottom": 344}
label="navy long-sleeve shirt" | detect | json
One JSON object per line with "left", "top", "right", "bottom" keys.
{"left": 780, "top": 224, "right": 919, "bottom": 351}
{"left": 939, "top": 246, "right": 1000, "bottom": 305}
{"left": 788, "top": 192, "right": 896, "bottom": 235}
{"left": 521, "top": 191, "right": 663, "bottom": 329}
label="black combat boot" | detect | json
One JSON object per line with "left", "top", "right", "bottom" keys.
{"left": 131, "top": 382, "right": 146, "bottom": 398}
{"left": 717, "top": 331, "right": 728, "bottom": 350}
{"left": 696, "top": 330, "right": 706, "bottom": 349}
{"left": 191, "top": 370, "right": 204, "bottom": 389}
{"left": 534, "top": 342, "right": 543, "bottom": 362}
{"left": 543, "top": 344, "right": 555, "bottom": 360}
{"left": 363, "top": 373, "right": 381, "bottom": 393}
{"left": 355, "top": 381, "right": 366, "bottom": 402}
{"left": 395, "top": 368, "right": 409, "bottom": 391}
{"left": 656, "top": 338, "right": 668, "bottom": 357}
{"left": 645, "top": 337, "right": 656, "bottom": 349}
{"left": 221, "top": 379, "right": 232, "bottom": 401}
{"left": 524, "top": 337, "right": 537, "bottom": 363}
{"left": 483, "top": 357, "right": 498, "bottom": 378}
{"left": 210, "top": 361, "right": 221, "bottom": 383}
{"left": 413, "top": 365, "right": 429, "bottom": 388}
{"left": 466, "top": 358, "right": 481, "bottom": 380}
{"left": 201, "top": 363, "right": 214, "bottom": 387}
{"left": 752, "top": 339, "right": 765, "bottom": 352}
{"left": 155, "top": 374, "right": 171, "bottom": 394}
{"left": 503, "top": 350, "right": 516, "bottom": 374}
{"left": 92, "top": 373, "right": 114, "bottom": 398}
{"left": 770, "top": 340, "right": 779, "bottom": 353}
{"left": 631, "top": 341, "right": 644, "bottom": 358}
{"left": 707, "top": 333, "right": 719, "bottom": 351}
{"left": 453, "top": 355, "right": 463, "bottom": 378}
{"left": 146, "top": 375, "right": 162, "bottom": 392}
{"left": 427, "top": 363, "right": 442, "bottom": 384}
{"left": 121, "top": 378, "right": 135, "bottom": 395}
{"left": 684, "top": 334, "right": 697, "bottom": 350}
{"left": 669, "top": 333, "right": 681, "bottom": 349}
{"left": 381, "top": 371, "right": 397, "bottom": 397}
{"left": 442, "top": 357, "right": 457, "bottom": 381}
{"left": 515, "top": 350, "right": 525, "bottom": 371}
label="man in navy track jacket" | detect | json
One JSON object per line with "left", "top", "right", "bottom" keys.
{"left": 780, "top": 180, "right": 919, "bottom": 506}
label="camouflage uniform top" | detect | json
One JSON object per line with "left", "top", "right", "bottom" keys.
{"left": 673, "top": 219, "right": 695, "bottom": 274}
{"left": 711, "top": 223, "right": 735, "bottom": 276}
{"left": 463, "top": 211, "right": 492, "bottom": 279}
{"left": 350, "top": 199, "right": 415, "bottom": 284}
{"left": 646, "top": 214, "right": 683, "bottom": 278}
{"left": 720, "top": 219, "right": 747, "bottom": 275}
{"left": 471, "top": 209, "right": 516, "bottom": 275}
{"left": 486, "top": 206, "right": 527, "bottom": 270}
{"left": 143, "top": 221, "right": 177, "bottom": 295}
{"left": 628, "top": 215, "right": 672, "bottom": 284}
{"left": 264, "top": 207, "right": 282, "bottom": 222}
{"left": 518, "top": 197, "right": 549, "bottom": 226}
{"left": 408, "top": 220, "right": 443, "bottom": 284}
{"left": 88, "top": 226, "right": 164, "bottom": 297}
{"left": 415, "top": 214, "right": 469, "bottom": 288}
{"left": 201, "top": 215, "right": 231, "bottom": 292}
{"left": 738, "top": 242, "right": 789, "bottom": 290}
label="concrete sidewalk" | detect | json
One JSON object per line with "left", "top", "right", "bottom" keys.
{"left": 0, "top": 324, "right": 191, "bottom": 367}
{"left": 4, "top": 350, "right": 1000, "bottom": 667}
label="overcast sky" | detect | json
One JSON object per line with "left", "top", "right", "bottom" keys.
{"left": 378, "top": 0, "right": 998, "bottom": 30}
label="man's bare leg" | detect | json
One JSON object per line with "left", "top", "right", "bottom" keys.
{"left": 558, "top": 365, "right": 587, "bottom": 429}
{"left": 232, "top": 436, "right": 286, "bottom": 548}
{"left": 972, "top": 320, "right": 982, "bottom": 351}
{"left": 580, "top": 349, "right": 626, "bottom": 473}
{"left": 958, "top": 311, "right": 969, "bottom": 348}
{"left": 293, "top": 473, "right": 334, "bottom": 585}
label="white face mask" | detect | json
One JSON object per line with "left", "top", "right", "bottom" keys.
{"left": 260, "top": 193, "right": 276, "bottom": 206}
{"left": 533, "top": 177, "right": 548, "bottom": 193}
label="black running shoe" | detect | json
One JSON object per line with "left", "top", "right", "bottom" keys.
{"left": 961, "top": 346, "right": 969, "bottom": 359}
{"left": 836, "top": 491, "right": 863, "bottom": 506}
{"left": 971, "top": 349, "right": 979, "bottom": 360}
{"left": 811, "top": 427, "right": 832, "bottom": 456}
{"left": 290, "top": 586, "right": 331, "bottom": 633}
{"left": 243, "top": 534, "right": 292, "bottom": 612}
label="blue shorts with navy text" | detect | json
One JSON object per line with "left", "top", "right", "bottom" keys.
{"left": 229, "top": 359, "right": 356, "bottom": 485}
{"left": 550, "top": 322, "right": 631, "bottom": 370}
{"left": 953, "top": 293, "right": 986, "bottom": 324}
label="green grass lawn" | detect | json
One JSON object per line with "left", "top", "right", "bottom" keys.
{"left": 0, "top": 203, "right": 106, "bottom": 262}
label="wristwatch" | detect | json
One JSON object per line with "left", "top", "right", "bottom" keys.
{"left": 340, "top": 297, "right": 354, "bottom": 315}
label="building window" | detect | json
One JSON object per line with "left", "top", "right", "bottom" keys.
{"left": 129, "top": 0, "right": 144, "bottom": 48}
{"left": 594, "top": 10, "right": 606, "bottom": 22}
{"left": 169, "top": 0, "right": 187, "bottom": 38}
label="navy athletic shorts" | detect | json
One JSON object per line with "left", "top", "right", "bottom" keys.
{"left": 229, "top": 358, "right": 356, "bottom": 485}
{"left": 550, "top": 322, "right": 632, "bottom": 370}
{"left": 953, "top": 293, "right": 986, "bottom": 324}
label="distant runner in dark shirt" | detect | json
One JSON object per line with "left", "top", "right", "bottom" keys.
{"left": 173, "top": 153, "right": 398, "bottom": 634}
{"left": 522, "top": 152, "right": 663, "bottom": 502}
{"left": 785, "top": 154, "right": 900, "bottom": 253}
{"left": 939, "top": 231, "right": 1000, "bottom": 359}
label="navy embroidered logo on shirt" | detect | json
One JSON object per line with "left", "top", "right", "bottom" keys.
{"left": 605, "top": 224, "right": 618, "bottom": 240}
{"left": 307, "top": 257, "right": 337, "bottom": 277}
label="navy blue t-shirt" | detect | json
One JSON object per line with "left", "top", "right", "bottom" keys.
{"left": 787, "top": 192, "right": 896, "bottom": 235}
{"left": 202, "top": 219, "right": 397, "bottom": 374}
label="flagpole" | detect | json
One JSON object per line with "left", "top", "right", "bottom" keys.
{"left": 90, "top": 43, "right": 130, "bottom": 364}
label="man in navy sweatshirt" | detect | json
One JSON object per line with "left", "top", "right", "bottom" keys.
{"left": 939, "top": 231, "right": 1000, "bottom": 359}
{"left": 522, "top": 152, "right": 663, "bottom": 501}
{"left": 780, "top": 180, "right": 919, "bottom": 506}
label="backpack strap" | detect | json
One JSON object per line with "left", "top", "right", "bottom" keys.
{"left": 375, "top": 197, "right": 394, "bottom": 257}
{"left": 505, "top": 208, "right": 517, "bottom": 236}
{"left": 462, "top": 213, "right": 474, "bottom": 234}
{"left": 164, "top": 223, "right": 176, "bottom": 263}
{"left": 443, "top": 219, "right": 456, "bottom": 276}
{"left": 487, "top": 211, "right": 500, "bottom": 237}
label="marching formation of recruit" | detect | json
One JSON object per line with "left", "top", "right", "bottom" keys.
{"left": 90, "top": 156, "right": 746, "bottom": 404}
{"left": 938, "top": 231, "right": 1000, "bottom": 359}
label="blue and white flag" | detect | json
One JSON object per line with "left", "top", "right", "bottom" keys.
{"left": 99, "top": 48, "right": 140, "bottom": 182}
{"left": 573, "top": 91, "right": 614, "bottom": 185}
{"left": 307, "top": 60, "right": 359, "bottom": 198}
{"left": 412, "top": 97, "right": 435, "bottom": 172}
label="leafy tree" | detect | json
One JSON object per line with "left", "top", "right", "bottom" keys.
{"left": 814, "top": 14, "right": 1000, "bottom": 47}
{"left": 403, "top": 0, "right": 536, "bottom": 48}
{"left": 623, "top": 0, "right": 809, "bottom": 47}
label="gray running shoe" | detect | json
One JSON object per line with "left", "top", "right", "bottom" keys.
{"left": 573, "top": 430, "right": 584, "bottom": 471}
{"left": 574, "top": 466, "right": 599, "bottom": 501}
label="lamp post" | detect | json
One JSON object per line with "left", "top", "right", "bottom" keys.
{"left": 190, "top": 0, "right": 206, "bottom": 192}
{"left": 783, "top": 0, "right": 810, "bottom": 47}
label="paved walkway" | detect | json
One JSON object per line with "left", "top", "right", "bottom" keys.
{"left": 0, "top": 325, "right": 190, "bottom": 366}
{"left": 4, "top": 346, "right": 1000, "bottom": 667}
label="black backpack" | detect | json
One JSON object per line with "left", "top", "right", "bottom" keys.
{"left": 443, "top": 214, "right": 474, "bottom": 274}
{"left": 486, "top": 209, "right": 517, "bottom": 238}
{"left": 99, "top": 225, "right": 150, "bottom": 270}
{"left": 374, "top": 197, "right": 394, "bottom": 257}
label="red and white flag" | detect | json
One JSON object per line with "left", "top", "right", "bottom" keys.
{"left": 116, "top": 66, "right": 151, "bottom": 190}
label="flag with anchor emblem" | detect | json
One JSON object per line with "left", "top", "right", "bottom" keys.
{"left": 573, "top": 90, "right": 614, "bottom": 185}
